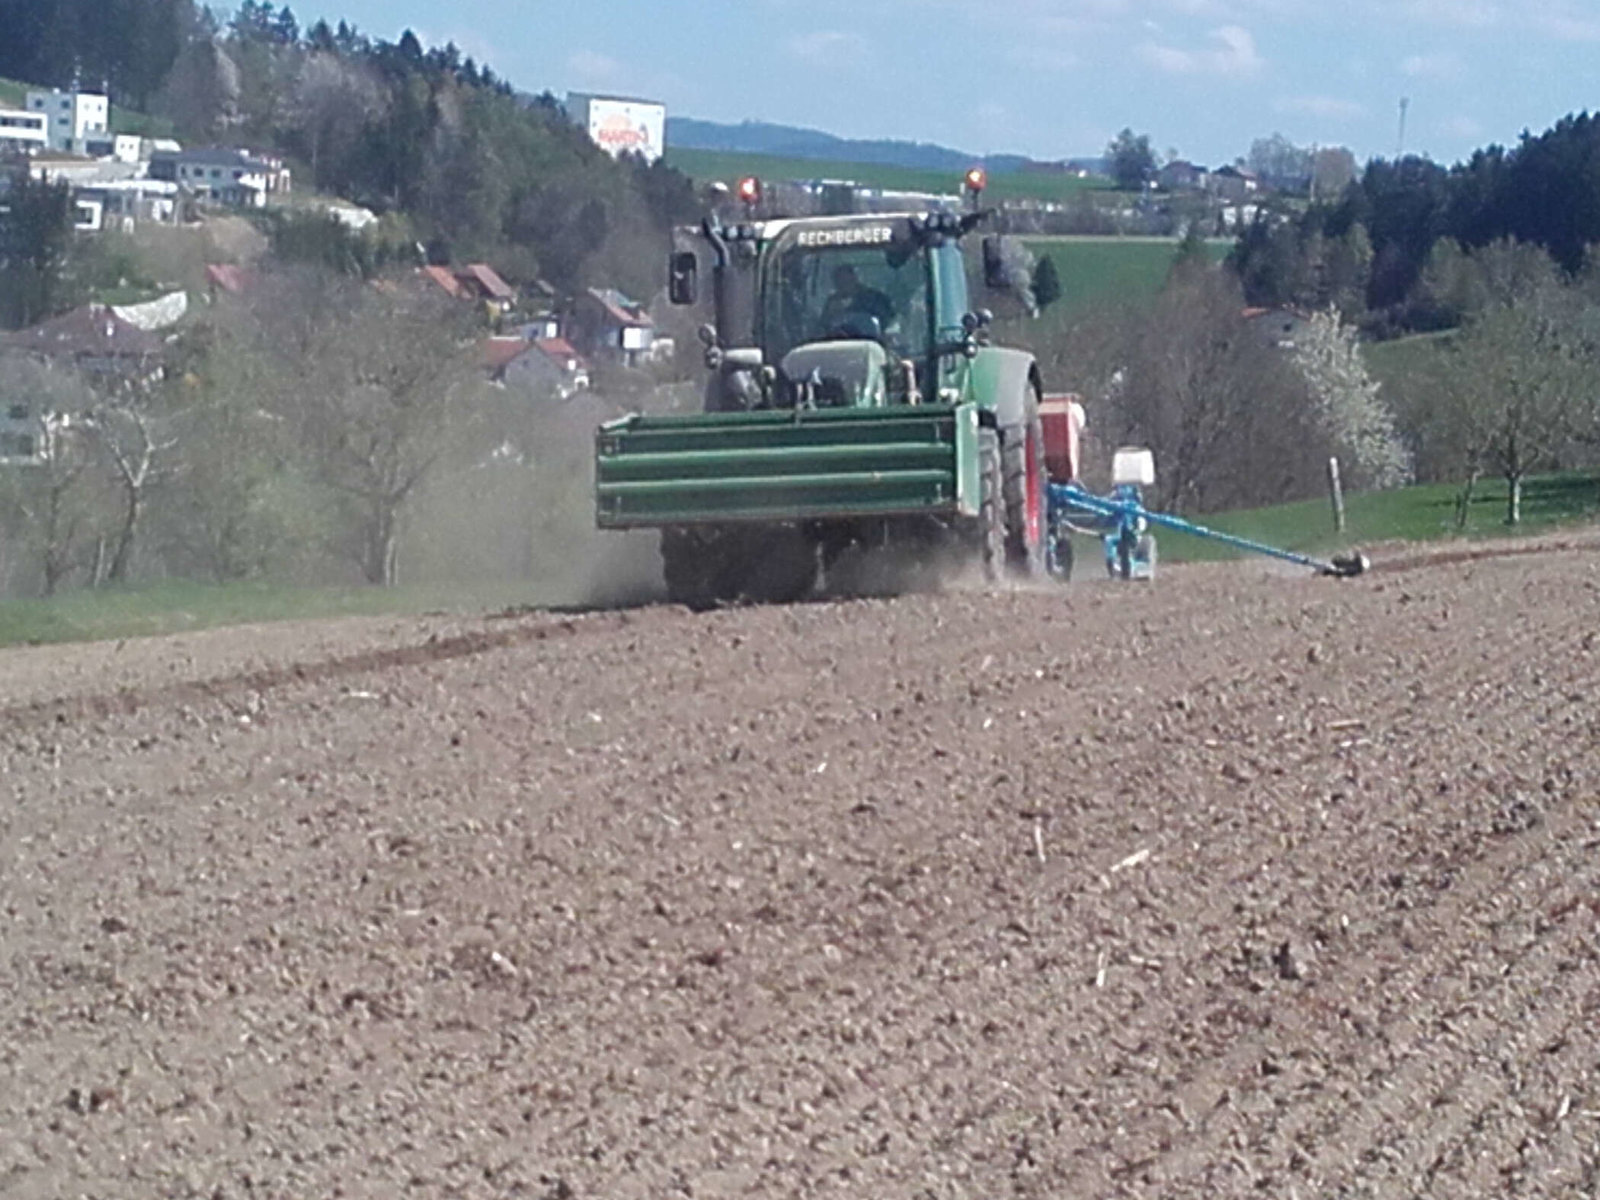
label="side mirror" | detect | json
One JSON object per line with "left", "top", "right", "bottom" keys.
{"left": 668, "top": 251, "right": 698, "bottom": 305}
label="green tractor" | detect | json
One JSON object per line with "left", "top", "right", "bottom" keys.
{"left": 593, "top": 174, "right": 1049, "bottom": 606}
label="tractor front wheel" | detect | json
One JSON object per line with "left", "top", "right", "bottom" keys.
{"left": 976, "top": 427, "right": 1006, "bottom": 583}
{"left": 1002, "top": 405, "right": 1048, "bottom": 580}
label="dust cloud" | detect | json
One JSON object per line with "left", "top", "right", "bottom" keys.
{"left": 402, "top": 388, "right": 669, "bottom": 610}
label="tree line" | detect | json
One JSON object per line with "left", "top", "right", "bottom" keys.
{"left": 1231, "top": 112, "right": 1600, "bottom": 336}
{"left": 0, "top": 0, "right": 196, "bottom": 110}
{"left": 1012, "top": 234, "right": 1600, "bottom": 530}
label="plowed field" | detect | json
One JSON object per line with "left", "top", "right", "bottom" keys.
{"left": 3, "top": 537, "right": 1599, "bottom": 1198}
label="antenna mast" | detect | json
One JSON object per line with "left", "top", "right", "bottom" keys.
{"left": 1397, "top": 97, "right": 1410, "bottom": 158}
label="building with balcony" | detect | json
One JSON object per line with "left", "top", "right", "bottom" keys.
{"left": 23, "top": 88, "right": 109, "bottom": 153}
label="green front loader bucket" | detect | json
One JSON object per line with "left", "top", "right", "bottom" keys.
{"left": 595, "top": 404, "right": 981, "bottom": 528}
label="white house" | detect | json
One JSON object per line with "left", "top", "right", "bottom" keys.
{"left": 72, "top": 179, "right": 180, "bottom": 231}
{"left": 0, "top": 107, "right": 49, "bottom": 153}
{"left": 27, "top": 154, "right": 142, "bottom": 188}
{"left": 148, "top": 148, "right": 290, "bottom": 207}
{"left": 24, "top": 89, "right": 109, "bottom": 153}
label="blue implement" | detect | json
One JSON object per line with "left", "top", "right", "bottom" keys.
{"left": 1047, "top": 482, "right": 1368, "bottom": 580}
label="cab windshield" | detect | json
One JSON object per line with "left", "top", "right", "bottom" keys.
{"left": 760, "top": 240, "right": 932, "bottom": 363}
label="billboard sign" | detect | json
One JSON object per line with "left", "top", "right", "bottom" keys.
{"left": 569, "top": 94, "right": 666, "bottom": 165}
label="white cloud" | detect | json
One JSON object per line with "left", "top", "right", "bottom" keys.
{"left": 1138, "top": 24, "right": 1264, "bottom": 75}
{"left": 1009, "top": 43, "right": 1082, "bottom": 70}
{"left": 787, "top": 30, "right": 868, "bottom": 64}
{"left": 1397, "top": 0, "right": 1500, "bottom": 26}
{"left": 567, "top": 50, "right": 623, "bottom": 86}
{"left": 1274, "top": 94, "right": 1367, "bottom": 119}
{"left": 1533, "top": 11, "right": 1600, "bottom": 40}
{"left": 1400, "top": 51, "right": 1463, "bottom": 79}
{"left": 1441, "top": 115, "right": 1486, "bottom": 140}
{"left": 1384, "top": 0, "right": 1600, "bottom": 37}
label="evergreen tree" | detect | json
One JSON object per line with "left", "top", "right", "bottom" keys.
{"left": 1031, "top": 254, "right": 1063, "bottom": 310}
{"left": 231, "top": 0, "right": 277, "bottom": 44}
{"left": 0, "top": 173, "right": 77, "bottom": 330}
{"left": 1170, "top": 224, "right": 1209, "bottom": 276}
{"left": 272, "top": 6, "right": 300, "bottom": 46}
{"left": 1106, "top": 128, "right": 1156, "bottom": 191}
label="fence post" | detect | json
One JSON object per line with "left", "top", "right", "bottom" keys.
{"left": 1327, "top": 456, "right": 1346, "bottom": 534}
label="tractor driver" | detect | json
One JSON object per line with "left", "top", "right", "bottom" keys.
{"left": 819, "top": 263, "right": 896, "bottom": 339}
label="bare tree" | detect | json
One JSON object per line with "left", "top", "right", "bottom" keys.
{"left": 1248, "top": 133, "right": 1313, "bottom": 192}
{"left": 290, "top": 52, "right": 384, "bottom": 189}
{"left": 157, "top": 37, "right": 243, "bottom": 140}
{"left": 1310, "top": 147, "right": 1358, "bottom": 202}
{"left": 85, "top": 388, "right": 178, "bottom": 584}
{"left": 1435, "top": 284, "right": 1588, "bottom": 524}
{"left": 1105, "top": 263, "right": 1320, "bottom": 512}
{"left": 236, "top": 270, "right": 486, "bottom": 586}
{"left": 0, "top": 360, "right": 109, "bottom": 596}
{"left": 1419, "top": 237, "right": 1563, "bottom": 326}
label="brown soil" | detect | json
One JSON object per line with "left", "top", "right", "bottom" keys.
{"left": 3, "top": 538, "right": 1599, "bottom": 1198}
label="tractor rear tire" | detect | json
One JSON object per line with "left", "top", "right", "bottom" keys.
{"left": 977, "top": 427, "right": 1005, "bottom": 583}
{"left": 1002, "top": 404, "right": 1048, "bottom": 580}
{"left": 662, "top": 528, "right": 734, "bottom": 610}
{"left": 739, "top": 526, "right": 818, "bottom": 604}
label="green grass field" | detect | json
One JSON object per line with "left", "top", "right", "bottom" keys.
{"left": 2, "top": 472, "right": 1595, "bottom": 648}
{"left": 666, "top": 146, "right": 1110, "bottom": 205}
{"left": 1154, "top": 471, "right": 1600, "bottom": 565}
{"left": 1023, "top": 237, "right": 1233, "bottom": 316}
{"left": 669, "top": 145, "right": 1230, "bottom": 320}
{"left": 0, "top": 579, "right": 548, "bottom": 649}
{"left": 110, "top": 107, "right": 176, "bottom": 139}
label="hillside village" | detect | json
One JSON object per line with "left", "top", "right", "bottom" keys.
{"left": 0, "top": 82, "right": 678, "bottom": 448}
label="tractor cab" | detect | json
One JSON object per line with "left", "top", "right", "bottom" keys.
{"left": 668, "top": 185, "right": 992, "bottom": 413}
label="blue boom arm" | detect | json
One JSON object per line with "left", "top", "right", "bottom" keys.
{"left": 1048, "top": 482, "right": 1367, "bottom": 578}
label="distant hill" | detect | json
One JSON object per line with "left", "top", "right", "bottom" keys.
{"left": 666, "top": 116, "right": 1034, "bottom": 175}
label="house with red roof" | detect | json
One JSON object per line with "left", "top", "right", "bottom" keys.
{"left": 480, "top": 335, "right": 590, "bottom": 399}
{"left": 419, "top": 263, "right": 518, "bottom": 315}
{"left": 204, "top": 263, "right": 255, "bottom": 298}
{"left": 568, "top": 287, "right": 658, "bottom": 368}
{"left": 1, "top": 305, "right": 165, "bottom": 383}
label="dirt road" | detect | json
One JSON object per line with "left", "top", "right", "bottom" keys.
{"left": 3, "top": 540, "right": 1598, "bottom": 1198}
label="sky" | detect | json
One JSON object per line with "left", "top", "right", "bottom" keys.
{"left": 288, "top": 0, "right": 1600, "bottom": 168}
